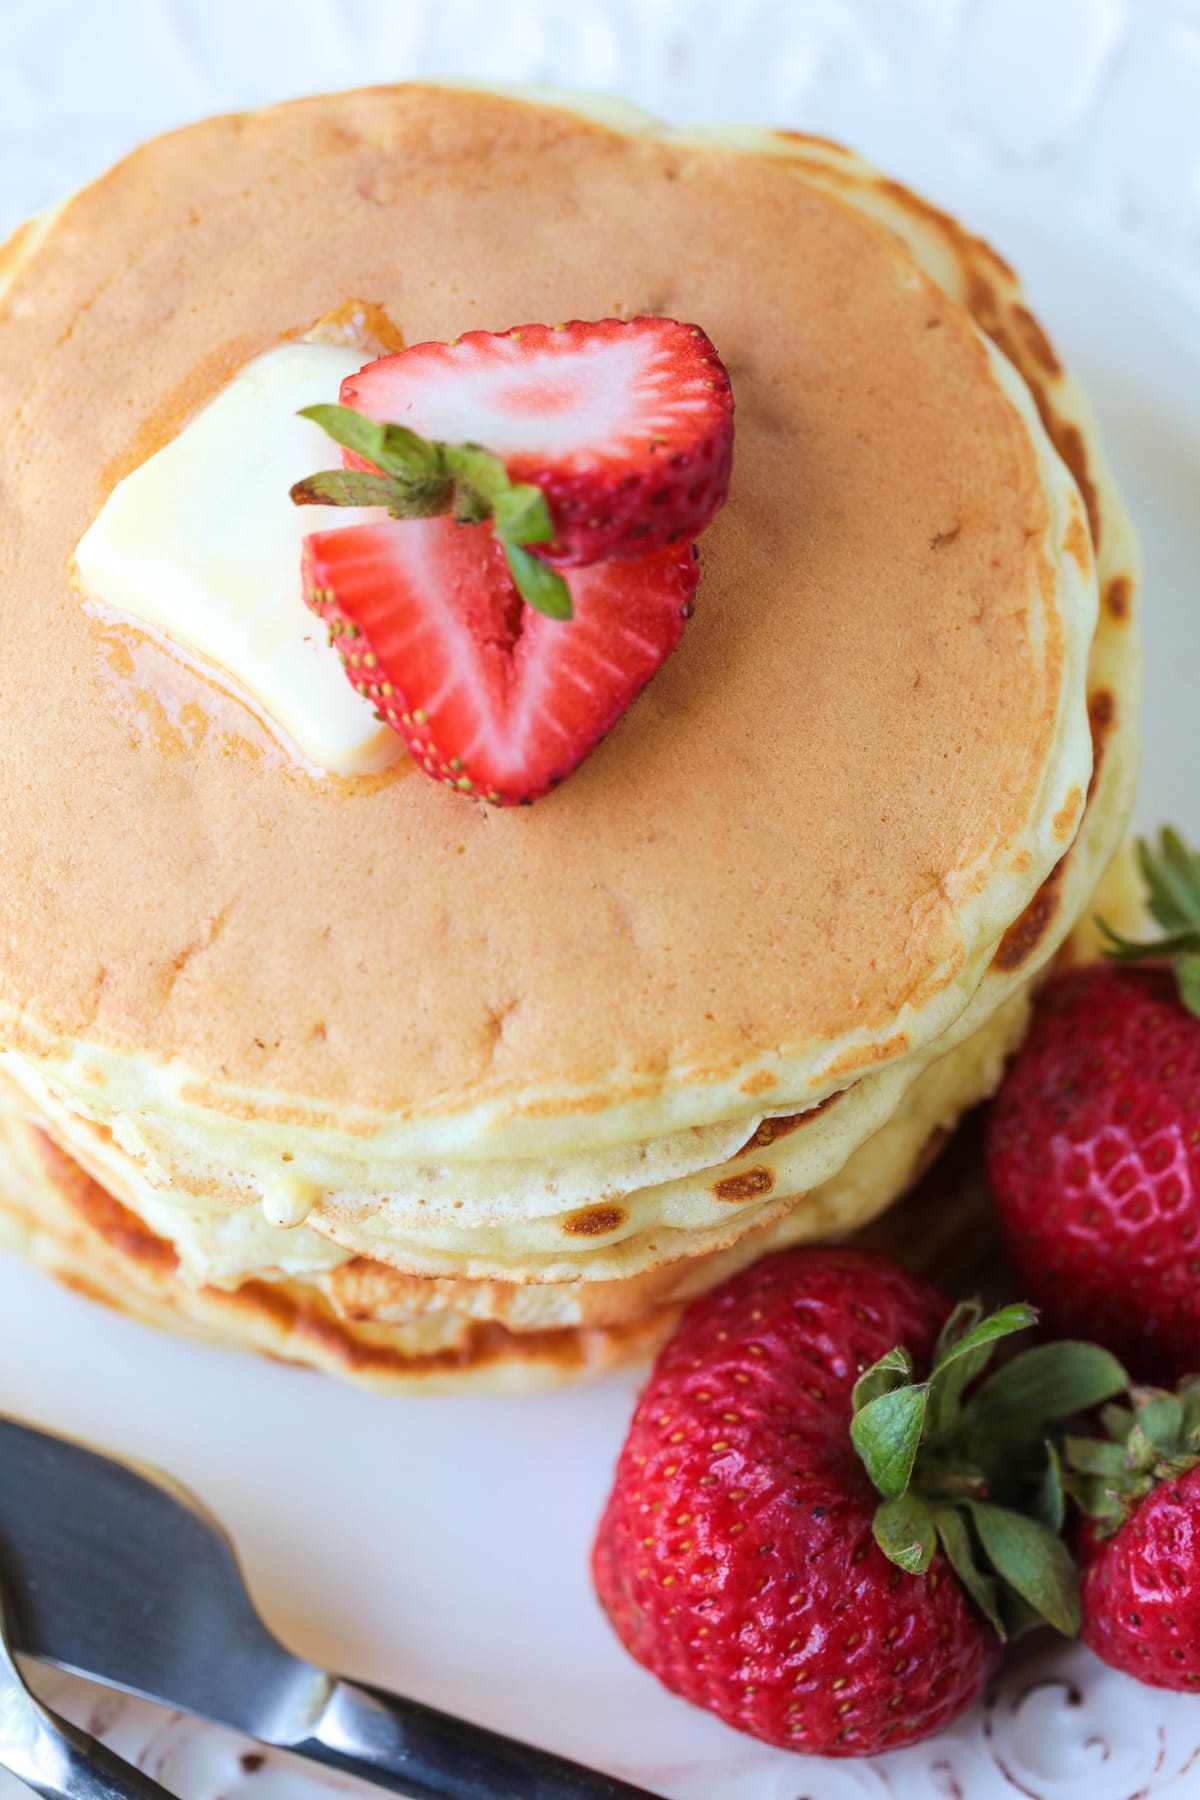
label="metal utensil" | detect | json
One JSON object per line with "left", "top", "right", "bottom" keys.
{"left": 0, "top": 1567, "right": 177, "bottom": 1799}
{"left": 0, "top": 1415, "right": 662, "bottom": 1800}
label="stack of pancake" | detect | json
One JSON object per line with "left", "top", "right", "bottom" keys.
{"left": 0, "top": 86, "right": 1138, "bottom": 1391}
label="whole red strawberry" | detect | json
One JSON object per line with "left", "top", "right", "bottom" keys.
{"left": 1064, "top": 1382, "right": 1200, "bottom": 1690}
{"left": 986, "top": 832, "right": 1200, "bottom": 1386}
{"left": 593, "top": 1248, "right": 1109, "bottom": 1757}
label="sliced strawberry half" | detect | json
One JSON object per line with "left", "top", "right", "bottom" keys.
{"left": 303, "top": 515, "right": 699, "bottom": 804}
{"left": 340, "top": 318, "right": 734, "bottom": 567}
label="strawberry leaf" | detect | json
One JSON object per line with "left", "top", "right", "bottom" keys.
{"left": 934, "top": 1506, "right": 1005, "bottom": 1637}
{"left": 379, "top": 425, "right": 445, "bottom": 482}
{"left": 1099, "top": 922, "right": 1200, "bottom": 963}
{"left": 291, "top": 468, "right": 454, "bottom": 518}
{"left": 452, "top": 486, "right": 492, "bottom": 527}
{"left": 1181, "top": 1382, "right": 1200, "bottom": 1446}
{"left": 297, "top": 406, "right": 575, "bottom": 620}
{"left": 852, "top": 1345, "right": 914, "bottom": 1413}
{"left": 493, "top": 483, "right": 556, "bottom": 546}
{"left": 1177, "top": 953, "right": 1200, "bottom": 1019}
{"left": 1057, "top": 1381, "right": 1200, "bottom": 1539}
{"left": 442, "top": 443, "right": 511, "bottom": 502}
{"left": 1067, "top": 1473, "right": 1127, "bottom": 1533}
{"left": 1141, "top": 828, "right": 1200, "bottom": 934}
{"left": 927, "top": 1345, "right": 1003, "bottom": 1439}
{"left": 927, "top": 1302, "right": 1037, "bottom": 1441}
{"left": 1001, "top": 1590, "right": 1051, "bottom": 1640}
{"left": 291, "top": 470, "right": 412, "bottom": 510}
{"left": 873, "top": 1493, "right": 936, "bottom": 1574}
{"left": 932, "top": 1300, "right": 984, "bottom": 1364}
{"left": 933, "top": 1304, "right": 1038, "bottom": 1372}
{"left": 1063, "top": 1435, "right": 1130, "bottom": 1477}
{"left": 966, "top": 1501, "right": 1081, "bottom": 1636}
{"left": 1137, "top": 1391, "right": 1185, "bottom": 1453}
{"left": 1031, "top": 1440, "right": 1067, "bottom": 1533}
{"left": 1098, "top": 829, "right": 1200, "bottom": 1018}
{"left": 962, "top": 1341, "right": 1127, "bottom": 1443}
{"left": 504, "top": 543, "right": 573, "bottom": 621}
{"left": 1101, "top": 1402, "right": 1137, "bottom": 1441}
{"left": 851, "top": 1383, "right": 928, "bottom": 1499}
{"left": 1124, "top": 1421, "right": 1161, "bottom": 1476}
{"left": 299, "top": 401, "right": 390, "bottom": 463}
{"left": 299, "top": 404, "right": 442, "bottom": 483}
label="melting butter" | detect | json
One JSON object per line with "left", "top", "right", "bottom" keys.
{"left": 74, "top": 342, "right": 401, "bottom": 777}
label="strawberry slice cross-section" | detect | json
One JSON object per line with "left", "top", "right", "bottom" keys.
{"left": 303, "top": 515, "right": 699, "bottom": 805}
{"left": 340, "top": 317, "right": 734, "bottom": 567}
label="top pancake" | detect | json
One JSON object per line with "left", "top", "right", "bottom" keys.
{"left": 0, "top": 84, "right": 1095, "bottom": 1142}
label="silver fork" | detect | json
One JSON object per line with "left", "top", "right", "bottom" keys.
{"left": 0, "top": 1415, "right": 662, "bottom": 1799}
{"left": 0, "top": 1574, "right": 176, "bottom": 1799}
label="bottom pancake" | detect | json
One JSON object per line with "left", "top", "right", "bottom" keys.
{"left": 0, "top": 988, "right": 1029, "bottom": 1391}
{"left": 0, "top": 1115, "right": 673, "bottom": 1395}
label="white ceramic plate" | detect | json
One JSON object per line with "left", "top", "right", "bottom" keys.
{"left": 2, "top": 1, "right": 1200, "bottom": 1794}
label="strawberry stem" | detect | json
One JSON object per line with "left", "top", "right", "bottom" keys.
{"left": 292, "top": 403, "right": 574, "bottom": 620}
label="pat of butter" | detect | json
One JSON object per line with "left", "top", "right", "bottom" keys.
{"left": 75, "top": 342, "right": 401, "bottom": 776}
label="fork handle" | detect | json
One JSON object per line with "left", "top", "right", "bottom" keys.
{"left": 295, "top": 1674, "right": 664, "bottom": 1800}
{"left": 2, "top": 1703, "right": 175, "bottom": 1800}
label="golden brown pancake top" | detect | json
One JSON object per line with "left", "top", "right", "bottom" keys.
{"left": 0, "top": 86, "right": 1068, "bottom": 1118}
